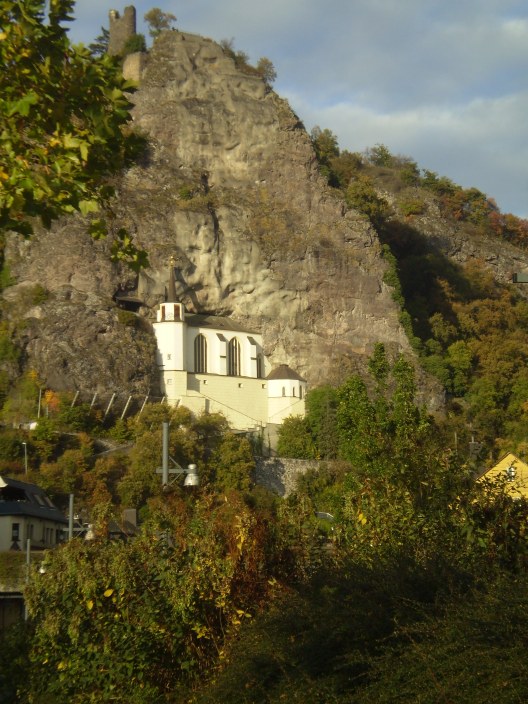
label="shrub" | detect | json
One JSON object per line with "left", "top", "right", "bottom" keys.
{"left": 399, "top": 197, "right": 425, "bottom": 216}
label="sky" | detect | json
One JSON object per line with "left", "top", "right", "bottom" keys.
{"left": 68, "top": 0, "right": 528, "bottom": 218}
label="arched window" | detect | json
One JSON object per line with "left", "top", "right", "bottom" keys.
{"left": 194, "top": 334, "right": 207, "bottom": 373}
{"left": 227, "top": 337, "right": 241, "bottom": 376}
{"left": 256, "top": 353, "right": 264, "bottom": 379}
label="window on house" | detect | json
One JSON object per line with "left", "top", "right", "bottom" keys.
{"left": 282, "top": 387, "right": 286, "bottom": 397}
{"left": 194, "top": 334, "right": 207, "bottom": 373}
{"left": 228, "top": 337, "right": 241, "bottom": 376}
{"left": 256, "top": 353, "right": 264, "bottom": 379}
{"left": 11, "top": 523, "right": 19, "bottom": 541}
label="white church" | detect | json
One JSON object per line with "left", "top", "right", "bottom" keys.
{"left": 153, "top": 262, "right": 307, "bottom": 432}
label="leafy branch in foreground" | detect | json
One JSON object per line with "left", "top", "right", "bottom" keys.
{"left": 0, "top": 0, "right": 148, "bottom": 270}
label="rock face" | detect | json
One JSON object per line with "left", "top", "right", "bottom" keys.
{"left": 4, "top": 30, "right": 429, "bottom": 405}
{"left": 124, "top": 32, "right": 412, "bottom": 377}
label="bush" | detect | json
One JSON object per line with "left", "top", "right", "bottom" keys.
{"left": 399, "top": 197, "right": 425, "bottom": 216}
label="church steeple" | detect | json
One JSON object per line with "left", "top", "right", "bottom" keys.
{"left": 167, "top": 256, "right": 177, "bottom": 303}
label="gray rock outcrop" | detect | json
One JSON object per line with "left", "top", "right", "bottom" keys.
{"left": 3, "top": 30, "right": 429, "bottom": 404}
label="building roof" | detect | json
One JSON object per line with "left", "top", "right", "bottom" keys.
{"left": 0, "top": 476, "right": 68, "bottom": 524}
{"left": 476, "top": 453, "right": 528, "bottom": 499}
{"left": 186, "top": 313, "right": 259, "bottom": 334}
{"left": 267, "top": 364, "right": 306, "bottom": 382}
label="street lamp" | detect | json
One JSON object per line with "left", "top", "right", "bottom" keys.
{"left": 22, "top": 442, "right": 28, "bottom": 476}
{"left": 156, "top": 422, "right": 199, "bottom": 488}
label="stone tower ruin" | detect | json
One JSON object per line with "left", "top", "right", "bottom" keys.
{"left": 108, "top": 5, "right": 136, "bottom": 56}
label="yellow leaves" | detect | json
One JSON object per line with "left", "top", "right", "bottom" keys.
{"left": 191, "top": 623, "right": 210, "bottom": 639}
{"left": 0, "top": 32, "right": 7, "bottom": 41}
{"left": 78, "top": 199, "right": 99, "bottom": 216}
{"left": 104, "top": 588, "right": 114, "bottom": 598}
{"left": 357, "top": 512, "right": 368, "bottom": 526}
{"left": 57, "top": 661, "right": 68, "bottom": 671}
{"left": 86, "top": 599, "right": 94, "bottom": 611}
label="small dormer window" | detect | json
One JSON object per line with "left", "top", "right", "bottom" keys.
{"left": 506, "top": 465, "right": 516, "bottom": 481}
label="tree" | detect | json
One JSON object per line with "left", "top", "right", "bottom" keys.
{"left": 88, "top": 26, "right": 109, "bottom": 56}
{"left": 144, "top": 7, "right": 177, "bottom": 38}
{"left": 365, "top": 143, "right": 394, "bottom": 167}
{"left": 256, "top": 57, "right": 277, "bottom": 86}
{"left": 305, "top": 385, "right": 339, "bottom": 459}
{"left": 206, "top": 433, "right": 255, "bottom": 492}
{"left": 0, "top": 0, "right": 147, "bottom": 269}
{"left": 277, "top": 416, "right": 315, "bottom": 459}
{"left": 345, "top": 175, "right": 390, "bottom": 226}
{"left": 123, "top": 33, "right": 147, "bottom": 55}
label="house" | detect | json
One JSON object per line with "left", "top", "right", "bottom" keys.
{"left": 0, "top": 476, "right": 68, "bottom": 629}
{"left": 476, "top": 452, "right": 528, "bottom": 500}
{"left": 153, "top": 261, "right": 307, "bottom": 433}
{"left": 0, "top": 476, "right": 68, "bottom": 552}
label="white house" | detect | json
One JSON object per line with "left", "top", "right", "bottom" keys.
{"left": 153, "top": 263, "right": 307, "bottom": 431}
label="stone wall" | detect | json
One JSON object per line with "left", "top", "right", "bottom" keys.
{"left": 254, "top": 457, "right": 322, "bottom": 497}
{"left": 122, "top": 51, "right": 147, "bottom": 82}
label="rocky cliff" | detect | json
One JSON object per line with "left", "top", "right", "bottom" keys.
{"left": 13, "top": 30, "right": 512, "bottom": 409}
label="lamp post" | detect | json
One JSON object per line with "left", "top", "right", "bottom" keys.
{"left": 156, "top": 422, "right": 199, "bottom": 488}
{"left": 22, "top": 442, "right": 28, "bottom": 476}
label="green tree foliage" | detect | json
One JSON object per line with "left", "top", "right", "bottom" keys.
{"left": 0, "top": 0, "right": 147, "bottom": 269}
{"left": 329, "top": 149, "right": 362, "bottom": 188}
{"left": 123, "top": 33, "right": 147, "bottom": 55}
{"left": 1, "top": 370, "right": 41, "bottom": 425}
{"left": 310, "top": 126, "right": 340, "bottom": 185}
{"left": 144, "top": 7, "right": 177, "bottom": 38}
{"left": 256, "top": 57, "right": 277, "bottom": 85}
{"left": 345, "top": 175, "right": 390, "bottom": 226}
{"left": 277, "top": 416, "right": 315, "bottom": 459}
{"left": 88, "top": 26, "right": 109, "bottom": 56}
{"left": 359, "top": 573, "right": 528, "bottom": 704}
{"left": 337, "top": 345, "right": 449, "bottom": 505}
{"left": 364, "top": 143, "right": 394, "bottom": 167}
{"left": 305, "top": 385, "right": 339, "bottom": 459}
{"left": 23, "top": 492, "right": 282, "bottom": 702}
{"left": 205, "top": 433, "right": 255, "bottom": 492}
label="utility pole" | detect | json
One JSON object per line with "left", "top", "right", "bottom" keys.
{"left": 22, "top": 442, "right": 28, "bottom": 475}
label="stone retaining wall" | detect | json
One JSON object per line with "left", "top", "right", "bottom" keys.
{"left": 254, "top": 457, "right": 321, "bottom": 497}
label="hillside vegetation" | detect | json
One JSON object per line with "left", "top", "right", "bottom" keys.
{"left": 309, "top": 129, "right": 528, "bottom": 458}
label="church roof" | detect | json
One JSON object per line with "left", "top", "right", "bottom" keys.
{"left": 186, "top": 314, "right": 259, "bottom": 334}
{"left": 267, "top": 364, "right": 306, "bottom": 381}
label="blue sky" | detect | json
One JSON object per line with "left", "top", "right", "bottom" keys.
{"left": 69, "top": 0, "right": 528, "bottom": 218}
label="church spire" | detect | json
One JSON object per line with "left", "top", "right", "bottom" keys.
{"left": 167, "top": 256, "right": 177, "bottom": 303}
